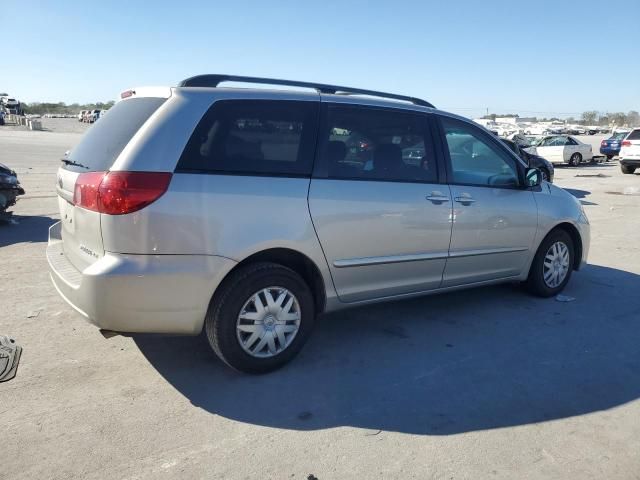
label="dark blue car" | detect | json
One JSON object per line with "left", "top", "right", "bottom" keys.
{"left": 600, "top": 131, "right": 629, "bottom": 159}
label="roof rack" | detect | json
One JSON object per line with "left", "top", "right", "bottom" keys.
{"left": 177, "top": 74, "right": 435, "bottom": 108}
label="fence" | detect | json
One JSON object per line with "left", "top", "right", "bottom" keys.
{"left": 3, "top": 114, "right": 43, "bottom": 130}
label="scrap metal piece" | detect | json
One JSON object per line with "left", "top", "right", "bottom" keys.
{"left": 0, "top": 335, "right": 22, "bottom": 382}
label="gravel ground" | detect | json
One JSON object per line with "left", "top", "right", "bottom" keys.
{"left": 0, "top": 126, "right": 639, "bottom": 480}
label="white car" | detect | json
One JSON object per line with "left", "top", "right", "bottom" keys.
{"left": 524, "top": 135, "right": 593, "bottom": 166}
{"left": 619, "top": 128, "right": 640, "bottom": 174}
{"left": 525, "top": 124, "right": 551, "bottom": 135}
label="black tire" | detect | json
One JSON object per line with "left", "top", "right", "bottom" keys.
{"left": 205, "top": 262, "right": 315, "bottom": 374}
{"left": 606, "top": 155, "right": 613, "bottom": 160}
{"left": 621, "top": 164, "right": 636, "bottom": 174}
{"left": 568, "top": 153, "right": 582, "bottom": 166}
{"left": 526, "top": 229, "right": 574, "bottom": 297}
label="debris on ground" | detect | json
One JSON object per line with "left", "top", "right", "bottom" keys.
{"left": 0, "top": 335, "right": 22, "bottom": 382}
{"left": 0, "top": 162, "right": 25, "bottom": 215}
{"left": 26, "top": 310, "right": 41, "bottom": 318}
{"left": 606, "top": 187, "right": 640, "bottom": 196}
{"left": 555, "top": 294, "right": 576, "bottom": 303}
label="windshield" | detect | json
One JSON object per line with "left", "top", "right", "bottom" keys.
{"left": 611, "top": 132, "right": 629, "bottom": 140}
{"left": 64, "top": 97, "right": 166, "bottom": 173}
{"left": 525, "top": 136, "right": 544, "bottom": 147}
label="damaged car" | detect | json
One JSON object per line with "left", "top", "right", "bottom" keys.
{"left": 0, "top": 163, "right": 25, "bottom": 215}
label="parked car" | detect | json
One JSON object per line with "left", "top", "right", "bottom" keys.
{"left": 0, "top": 162, "right": 25, "bottom": 215}
{"left": 619, "top": 129, "right": 640, "bottom": 174}
{"left": 524, "top": 124, "right": 550, "bottom": 135}
{"left": 524, "top": 135, "right": 593, "bottom": 166}
{"left": 600, "top": 130, "right": 630, "bottom": 159}
{"left": 87, "top": 109, "right": 101, "bottom": 123}
{"left": 501, "top": 138, "right": 554, "bottom": 182}
{"left": 78, "top": 110, "right": 87, "bottom": 122}
{"left": 566, "top": 125, "right": 587, "bottom": 135}
{"left": 47, "top": 75, "right": 590, "bottom": 373}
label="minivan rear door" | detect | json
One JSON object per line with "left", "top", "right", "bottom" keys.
{"left": 57, "top": 96, "right": 167, "bottom": 271}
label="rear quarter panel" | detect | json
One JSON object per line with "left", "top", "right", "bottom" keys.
{"left": 100, "top": 174, "right": 337, "bottom": 300}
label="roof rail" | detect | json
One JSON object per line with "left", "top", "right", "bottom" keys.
{"left": 177, "top": 74, "right": 435, "bottom": 108}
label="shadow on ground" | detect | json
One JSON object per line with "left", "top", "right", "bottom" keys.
{"left": 0, "top": 215, "right": 56, "bottom": 247}
{"left": 563, "top": 188, "right": 598, "bottom": 206}
{"left": 135, "top": 264, "right": 640, "bottom": 435}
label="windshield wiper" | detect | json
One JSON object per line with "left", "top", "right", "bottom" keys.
{"left": 60, "top": 158, "right": 89, "bottom": 169}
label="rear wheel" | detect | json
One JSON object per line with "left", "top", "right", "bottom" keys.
{"left": 526, "top": 229, "right": 574, "bottom": 297}
{"left": 205, "top": 262, "right": 315, "bottom": 374}
{"left": 568, "top": 153, "right": 582, "bottom": 166}
{"left": 621, "top": 164, "right": 636, "bottom": 174}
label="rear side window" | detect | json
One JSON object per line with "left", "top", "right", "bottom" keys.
{"left": 319, "top": 104, "right": 437, "bottom": 183}
{"left": 65, "top": 97, "right": 166, "bottom": 173}
{"left": 177, "top": 100, "right": 318, "bottom": 176}
{"left": 627, "top": 130, "right": 640, "bottom": 141}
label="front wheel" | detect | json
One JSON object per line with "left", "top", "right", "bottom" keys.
{"left": 568, "top": 153, "right": 582, "bottom": 166}
{"left": 205, "top": 262, "right": 315, "bottom": 374}
{"left": 526, "top": 230, "right": 574, "bottom": 297}
{"left": 621, "top": 164, "right": 636, "bottom": 174}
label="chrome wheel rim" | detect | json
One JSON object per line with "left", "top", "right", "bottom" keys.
{"left": 543, "top": 241, "right": 570, "bottom": 288}
{"left": 236, "top": 287, "right": 301, "bottom": 358}
{"left": 571, "top": 154, "right": 580, "bottom": 165}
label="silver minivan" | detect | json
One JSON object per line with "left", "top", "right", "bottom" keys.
{"left": 47, "top": 75, "right": 590, "bottom": 373}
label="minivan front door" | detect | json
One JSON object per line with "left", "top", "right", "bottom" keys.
{"left": 309, "top": 103, "right": 452, "bottom": 303}
{"left": 438, "top": 116, "right": 538, "bottom": 287}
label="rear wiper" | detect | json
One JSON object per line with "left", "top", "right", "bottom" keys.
{"left": 60, "top": 158, "right": 89, "bottom": 169}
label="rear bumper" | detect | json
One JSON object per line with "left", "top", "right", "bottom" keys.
{"left": 47, "top": 221, "right": 237, "bottom": 334}
{"left": 620, "top": 158, "right": 640, "bottom": 167}
{"left": 599, "top": 147, "right": 620, "bottom": 156}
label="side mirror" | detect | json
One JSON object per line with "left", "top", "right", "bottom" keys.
{"left": 525, "top": 167, "right": 542, "bottom": 187}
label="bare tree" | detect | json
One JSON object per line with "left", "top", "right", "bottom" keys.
{"left": 581, "top": 110, "right": 598, "bottom": 125}
{"left": 610, "top": 112, "right": 627, "bottom": 126}
{"left": 627, "top": 111, "right": 640, "bottom": 127}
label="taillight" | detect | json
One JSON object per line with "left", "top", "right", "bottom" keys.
{"left": 601, "top": 140, "right": 607, "bottom": 146}
{"left": 73, "top": 171, "right": 172, "bottom": 215}
{"left": 74, "top": 172, "right": 104, "bottom": 211}
{"left": 622, "top": 140, "right": 632, "bottom": 147}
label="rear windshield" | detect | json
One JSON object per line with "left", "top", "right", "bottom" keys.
{"left": 626, "top": 130, "right": 640, "bottom": 141}
{"left": 64, "top": 97, "right": 166, "bottom": 172}
{"left": 611, "top": 131, "right": 629, "bottom": 140}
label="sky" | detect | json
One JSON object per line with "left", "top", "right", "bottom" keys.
{"left": 4, "top": 0, "right": 639, "bottom": 119}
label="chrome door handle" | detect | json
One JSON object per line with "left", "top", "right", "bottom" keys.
{"left": 426, "top": 194, "right": 450, "bottom": 203}
{"left": 454, "top": 195, "right": 476, "bottom": 204}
